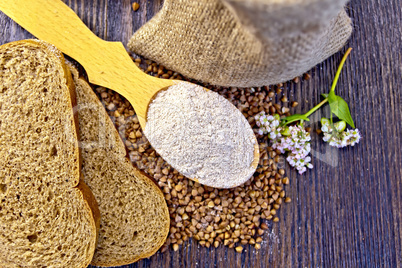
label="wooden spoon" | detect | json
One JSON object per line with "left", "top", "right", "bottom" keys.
{"left": 0, "top": 0, "right": 259, "bottom": 186}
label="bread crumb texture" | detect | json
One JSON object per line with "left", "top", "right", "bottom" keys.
{"left": 0, "top": 41, "right": 96, "bottom": 268}
{"left": 69, "top": 65, "right": 169, "bottom": 266}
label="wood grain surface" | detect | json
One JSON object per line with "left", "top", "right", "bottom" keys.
{"left": 0, "top": 0, "right": 401, "bottom": 267}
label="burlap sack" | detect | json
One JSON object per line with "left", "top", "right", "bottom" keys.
{"left": 128, "top": 0, "right": 352, "bottom": 87}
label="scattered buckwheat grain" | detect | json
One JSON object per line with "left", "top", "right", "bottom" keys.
{"left": 92, "top": 57, "right": 308, "bottom": 253}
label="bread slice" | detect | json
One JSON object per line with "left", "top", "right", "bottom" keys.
{"left": 0, "top": 40, "right": 100, "bottom": 268}
{"left": 68, "top": 63, "right": 170, "bottom": 266}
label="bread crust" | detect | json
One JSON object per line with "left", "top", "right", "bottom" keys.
{"left": 67, "top": 62, "right": 170, "bottom": 267}
{"left": 0, "top": 40, "right": 99, "bottom": 268}
{"left": 76, "top": 180, "right": 101, "bottom": 254}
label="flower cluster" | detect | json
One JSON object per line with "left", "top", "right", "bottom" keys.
{"left": 254, "top": 112, "right": 281, "bottom": 139}
{"left": 255, "top": 112, "right": 313, "bottom": 174}
{"left": 272, "top": 125, "right": 313, "bottom": 174}
{"left": 321, "top": 118, "right": 362, "bottom": 148}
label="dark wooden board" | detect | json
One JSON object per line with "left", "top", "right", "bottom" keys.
{"left": 0, "top": 0, "right": 401, "bottom": 267}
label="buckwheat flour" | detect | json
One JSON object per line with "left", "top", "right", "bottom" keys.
{"left": 144, "top": 81, "right": 256, "bottom": 188}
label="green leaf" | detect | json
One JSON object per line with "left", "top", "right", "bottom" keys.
{"left": 281, "top": 114, "right": 310, "bottom": 125}
{"left": 327, "top": 91, "right": 355, "bottom": 128}
{"left": 321, "top": 93, "right": 328, "bottom": 98}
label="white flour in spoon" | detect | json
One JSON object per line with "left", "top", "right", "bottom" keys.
{"left": 144, "top": 81, "right": 256, "bottom": 188}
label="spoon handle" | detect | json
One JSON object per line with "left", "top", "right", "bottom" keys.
{"left": 0, "top": 0, "right": 174, "bottom": 127}
{"left": 1, "top": 0, "right": 122, "bottom": 87}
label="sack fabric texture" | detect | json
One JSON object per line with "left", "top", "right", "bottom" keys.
{"left": 128, "top": 0, "right": 352, "bottom": 87}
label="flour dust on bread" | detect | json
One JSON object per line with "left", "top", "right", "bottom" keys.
{"left": 0, "top": 40, "right": 99, "bottom": 268}
{"left": 68, "top": 63, "right": 170, "bottom": 266}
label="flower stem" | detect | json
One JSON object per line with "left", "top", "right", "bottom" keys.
{"left": 304, "top": 98, "right": 328, "bottom": 117}
{"left": 301, "top": 48, "right": 352, "bottom": 118}
{"left": 281, "top": 48, "right": 353, "bottom": 126}
{"left": 330, "top": 47, "right": 352, "bottom": 93}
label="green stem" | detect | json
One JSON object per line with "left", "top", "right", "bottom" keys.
{"left": 330, "top": 47, "right": 352, "bottom": 93}
{"left": 281, "top": 48, "right": 352, "bottom": 126}
{"left": 304, "top": 98, "right": 328, "bottom": 118}
{"left": 299, "top": 48, "right": 352, "bottom": 118}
